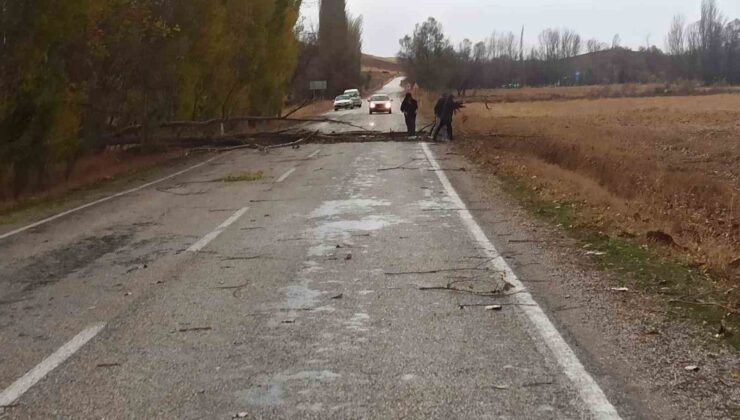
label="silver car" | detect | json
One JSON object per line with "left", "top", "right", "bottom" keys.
{"left": 343, "top": 89, "right": 362, "bottom": 108}
{"left": 334, "top": 95, "right": 353, "bottom": 111}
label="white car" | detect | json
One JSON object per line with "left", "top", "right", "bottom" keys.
{"left": 368, "top": 94, "right": 392, "bottom": 114}
{"left": 343, "top": 89, "right": 362, "bottom": 108}
{"left": 334, "top": 95, "right": 353, "bottom": 111}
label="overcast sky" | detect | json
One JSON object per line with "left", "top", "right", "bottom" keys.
{"left": 299, "top": 0, "right": 740, "bottom": 57}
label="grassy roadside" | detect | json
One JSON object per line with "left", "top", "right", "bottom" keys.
{"left": 0, "top": 151, "right": 204, "bottom": 228}
{"left": 496, "top": 172, "right": 739, "bottom": 349}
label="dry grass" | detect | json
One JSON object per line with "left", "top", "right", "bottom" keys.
{"left": 0, "top": 149, "right": 186, "bottom": 212}
{"left": 462, "top": 83, "right": 740, "bottom": 104}
{"left": 217, "top": 171, "right": 264, "bottom": 183}
{"left": 444, "top": 88, "right": 740, "bottom": 280}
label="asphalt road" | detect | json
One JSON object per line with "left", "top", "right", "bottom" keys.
{"left": 0, "top": 78, "right": 636, "bottom": 419}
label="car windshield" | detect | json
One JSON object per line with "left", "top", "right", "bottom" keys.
{"left": 336, "top": 95, "right": 350, "bottom": 101}
{"left": 371, "top": 95, "right": 390, "bottom": 102}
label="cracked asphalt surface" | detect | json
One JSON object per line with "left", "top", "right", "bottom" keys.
{"left": 0, "top": 78, "right": 690, "bottom": 419}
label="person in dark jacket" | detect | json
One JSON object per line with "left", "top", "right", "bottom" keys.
{"left": 432, "top": 94, "right": 462, "bottom": 141}
{"left": 400, "top": 93, "right": 419, "bottom": 135}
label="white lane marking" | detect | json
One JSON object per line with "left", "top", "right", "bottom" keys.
{"left": 0, "top": 323, "right": 105, "bottom": 407}
{"left": 0, "top": 156, "right": 220, "bottom": 241}
{"left": 421, "top": 142, "right": 621, "bottom": 420}
{"left": 187, "top": 207, "right": 249, "bottom": 252}
{"left": 307, "top": 149, "right": 322, "bottom": 159}
{"left": 276, "top": 168, "right": 297, "bottom": 183}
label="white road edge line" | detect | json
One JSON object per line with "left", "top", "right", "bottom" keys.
{"left": 0, "top": 323, "right": 106, "bottom": 408}
{"left": 276, "top": 168, "right": 297, "bottom": 183}
{"left": 187, "top": 207, "right": 249, "bottom": 253}
{"left": 0, "top": 156, "right": 220, "bottom": 241}
{"left": 421, "top": 142, "right": 621, "bottom": 420}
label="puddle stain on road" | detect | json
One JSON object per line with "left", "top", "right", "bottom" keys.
{"left": 238, "top": 370, "right": 341, "bottom": 408}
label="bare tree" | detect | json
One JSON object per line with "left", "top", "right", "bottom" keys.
{"left": 587, "top": 39, "right": 607, "bottom": 53}
{"left": 612, "top": 34, "right": 621, "bottom": 49}
{"left": 560, "top": 29, "right": 582, "bottom": 58}
{"left": 666, "top": 15, "right": 686, "bottom": 55}
{"left": 538, "top": 28, "right": 560, "bottom": 61}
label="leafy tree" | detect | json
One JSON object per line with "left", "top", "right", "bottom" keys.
{"left": 0, "top": 0, "right": 303, "bottom": 197}
{"left": 318, "top": 0, "right": 361, "bottom": 95}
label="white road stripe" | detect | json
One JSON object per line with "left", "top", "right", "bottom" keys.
{"left": 276, "top": 168, "right": 297, "bottom": 183}
{"left": 0, "top": 323, "right": 106, "bottom": 408}
{"left": 0, "top": 156, "right": 219, "bottom": 241}
{"left": 421, "top": 142, "right": 621, "bottom": 420}
{"left": 307, "top": 149, "right": 322, "bottom": 159}
{"left": 187, "top": 207, "right": 248, "bottom": 252}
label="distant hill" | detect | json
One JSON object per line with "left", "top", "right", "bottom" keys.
{"left": 361, "top": 54, "right": 401, "bottom": 73}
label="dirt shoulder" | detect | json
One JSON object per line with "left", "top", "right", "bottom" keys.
{"left": 441, "top": 142, "right": 740, "bottom": 419}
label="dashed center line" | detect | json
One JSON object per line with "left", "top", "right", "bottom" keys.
{"left": 0, "top": 323, "right": 106, "bottom": 408}
{"left": 276, "top": 168, "right": 297, "bottom": 183}
{"left": 187, "top": 207, "right": 249, "bottom": 252}
{"left": 307, "top": 149, "right": 322, "bottom": 159}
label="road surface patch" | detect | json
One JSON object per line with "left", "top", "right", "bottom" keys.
{"left": 187, "top": 207, "right": 249, "bottom": 253}
{"left": 421, "top": 142, "right": 622, "bottom": 420}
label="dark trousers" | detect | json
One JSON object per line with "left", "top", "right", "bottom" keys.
{"left": 404, "top": 113, "right": 416, "bottom": 135}
{"left": 432, "top": 119, "right": 453, "bottom": 141}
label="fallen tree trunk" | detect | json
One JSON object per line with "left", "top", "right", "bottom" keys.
{"left": 103, "top": 115, "right": 371, "bottom": 144}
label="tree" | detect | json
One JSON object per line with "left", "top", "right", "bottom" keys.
{"left": 0, "top": 0, "right": 304, "bottom": 198}
{"left": 612, "top": 34, "right": 622, "bottom": 49}
{"left": 587, "top": 39, "right": 608, "bottom": 53}
{"left": 398, "top": 17, "right": 456, "bottom": 89}
{"left": 318, "top": 0, "right": 361, "bottom": 95}
{"left": 667, "top": 15, "right": 686, "bottom": 55}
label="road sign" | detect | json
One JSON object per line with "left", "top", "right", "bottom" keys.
{"left": 310, "top": 80, "right": 327, "bottom": 91}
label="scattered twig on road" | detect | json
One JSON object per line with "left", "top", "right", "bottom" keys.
{"left": 212, "top": 282, "right": 250, "bottom": 298}
{"left": 212, "top": 283, "right": 250, "bottom": 290}
{"left": 458, "top": 302, "right": 536, "bottom": 309}
{"left": 508, "top": 239, "right": 545, "bottom": 244}
{"left": 418, "top": 285, "right": 512, "bottom": 297}
{"left": 266, "top": 130, "right": 319, "bottom": 150}
{"left": 523, "top": 381, "right": 555, "bottom": 387}
{"left": 96, "top": 363, "right": 122, "bottom": 368}
{"left": 220, "top": 255, "right": 270, "bottom": 261}
{"left": 385, "top": 267, "right": 492, "bottom": 276}
{"left": 177, "top": 326, "right": 213, "bottom": 333}
{"left": 668, "top": 299, "right": 739, "bottom": 315}
{"left": 422, "top": 208, "right": 494, "bottom": 212}
{"left": 378, "top": 158, "right": 424, "bottom": 172}
{"left": 427, "top": 168, "right": 467, "bottom": 172}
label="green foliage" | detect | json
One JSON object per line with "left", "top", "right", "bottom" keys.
{"left": 318, "top": 0, "right": 362, "bottom": 95}
{"left": 0, "top": 0, "right": 302, "bottom": 197}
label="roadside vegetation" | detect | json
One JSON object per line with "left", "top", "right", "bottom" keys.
{"left": 0, "top": 0, "right": 370, "bottom": 213}
{"left": 405, "top": 0, "right": 740, "bottom": 346}
{"left": 400, "top": 1, "right": 739, "bottom": 92}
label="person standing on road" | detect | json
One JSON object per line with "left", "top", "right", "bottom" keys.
{"left": 432, "top": 93, "right": 461, "bottom": 141}
{"left": 400, "top": 93, "right": 418, "bottom": 135}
